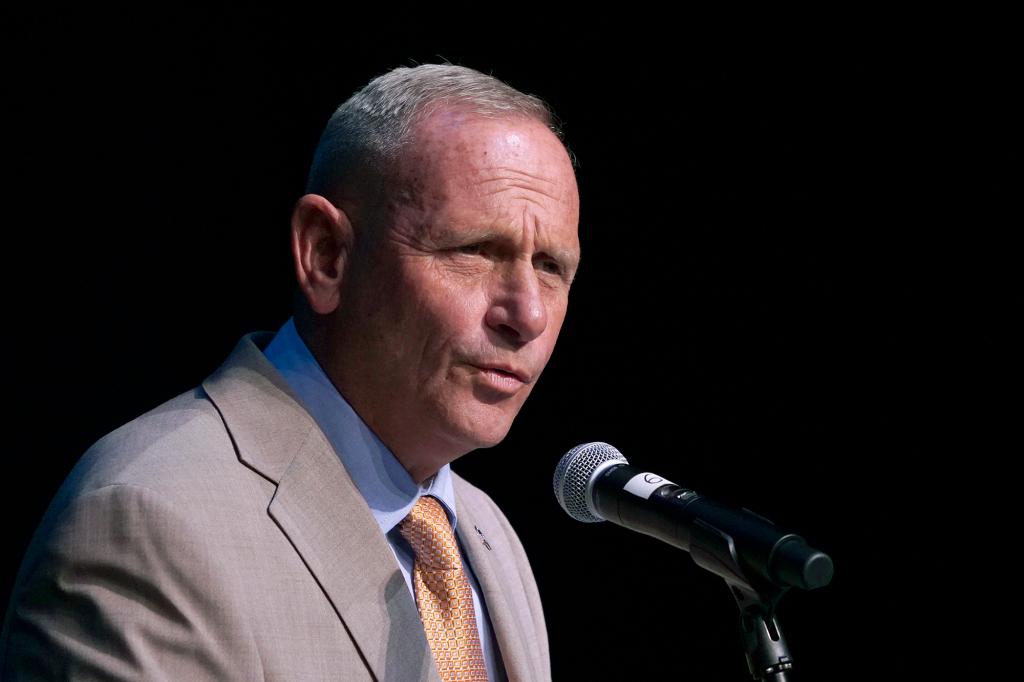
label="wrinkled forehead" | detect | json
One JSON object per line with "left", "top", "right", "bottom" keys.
{"left": 395, "top": 109, "right": 579, "bottom": 206}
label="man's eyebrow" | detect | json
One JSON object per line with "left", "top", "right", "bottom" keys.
{"left": 428, "top": 225, "right": 580, "bottom": 268}
{"left": 429, "top": 226, "right": 498, "bottom": 244}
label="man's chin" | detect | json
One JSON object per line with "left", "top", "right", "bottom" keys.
{"left": 446, "top": 416, "right": 515, "bottom": 454}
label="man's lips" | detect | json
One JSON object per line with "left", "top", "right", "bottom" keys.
{"left": 468, "top": 363, "right": 531, "bottom": 384}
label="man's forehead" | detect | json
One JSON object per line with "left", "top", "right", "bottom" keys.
{"left": 408, "top": 109, "right": 571, "bottom": 175}
{"left": 391, "top": 110, "right": 579, "bottom": 215}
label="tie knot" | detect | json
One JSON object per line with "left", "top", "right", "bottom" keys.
{"left": 399, "top": 496, "right": 461, "bottom": 570}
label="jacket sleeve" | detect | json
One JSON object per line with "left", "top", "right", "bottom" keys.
{"left": 1, "top": 483, "right": 263, "bottom": 681}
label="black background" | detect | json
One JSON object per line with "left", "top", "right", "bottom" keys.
{"left": 2, "top": 8, "right": 1014, "bottom": 680}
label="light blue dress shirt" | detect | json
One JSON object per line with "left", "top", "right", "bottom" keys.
{"left": 264, "top": 317, "right": 506, "bottom": 680}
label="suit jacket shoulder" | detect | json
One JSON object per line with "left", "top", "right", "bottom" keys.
{"left": 1, "top": 333, "right": 431, "bottom": 681}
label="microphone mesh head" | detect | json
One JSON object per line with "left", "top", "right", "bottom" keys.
{"left": 553, "top": 442, "right": 628, "bottom": 523}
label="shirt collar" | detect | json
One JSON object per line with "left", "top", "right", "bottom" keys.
{"left": 262, "top": 317, "right": 457, "bottom": 533}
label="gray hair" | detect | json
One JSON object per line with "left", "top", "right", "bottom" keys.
{"left": 305, "top": 64, "right": 569, "bottom": 199}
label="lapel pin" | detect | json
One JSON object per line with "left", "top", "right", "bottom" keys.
{"left": 474, "top": 525, "right": 492, "bottom": 551}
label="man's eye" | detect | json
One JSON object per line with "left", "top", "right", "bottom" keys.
{"left": 539, "top": 259, "right": 562, "bottom": 275}
{"left": 455, "top": 243, "right": 484, "bottom": 255}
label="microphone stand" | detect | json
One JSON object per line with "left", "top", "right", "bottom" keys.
{"left": 730, "top": 580, "right": 793, "bottom": 681}
{"left": 688, "top": 517, "right": 796, "bottom": 680}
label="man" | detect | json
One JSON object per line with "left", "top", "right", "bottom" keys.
{"left": 1, "top": 64, "right": 580, "bottom": 681}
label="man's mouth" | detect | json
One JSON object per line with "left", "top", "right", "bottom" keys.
{"left": 469, "top": 363, "right": 531, "bottom": 384}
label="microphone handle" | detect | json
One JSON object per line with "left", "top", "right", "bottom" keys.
{"left": 592, "top": 464, "right": 830, "bottom": 591}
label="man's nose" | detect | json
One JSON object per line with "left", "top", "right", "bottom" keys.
{"left": 485, "top": 259, "right": 548, "bottom": 346}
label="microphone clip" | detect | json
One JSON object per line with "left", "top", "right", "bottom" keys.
{"left": 690, "top": 517, "right": 794, "bottom": 681}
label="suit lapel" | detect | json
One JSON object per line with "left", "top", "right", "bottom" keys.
{"left": 455, "top": 486, "right": 537, "bottom": 682}
{"left": 269, "top": 433, "right": 437, "bottom": 681}
{"left": 202, "top": 332, "right": 439, "bottom": 682}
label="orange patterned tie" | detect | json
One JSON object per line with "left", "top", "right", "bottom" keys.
{"left": 399, "top": 495, "right": 488, "bottom": 682}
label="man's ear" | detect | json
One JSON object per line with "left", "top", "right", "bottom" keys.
{"left": 290, "top": 193, "right": 355, "bottom": 315}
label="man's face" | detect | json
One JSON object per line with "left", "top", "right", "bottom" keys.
{"left": 332, "top": 110, "right": 580, "bottom": 476}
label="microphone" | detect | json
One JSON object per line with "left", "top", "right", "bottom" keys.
{"left": 553, "top": 442, "right": 833, "bottom": 591}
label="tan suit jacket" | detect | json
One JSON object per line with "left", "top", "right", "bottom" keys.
{"left": 1, "top": 332, "right": 550, "bottom": 681}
